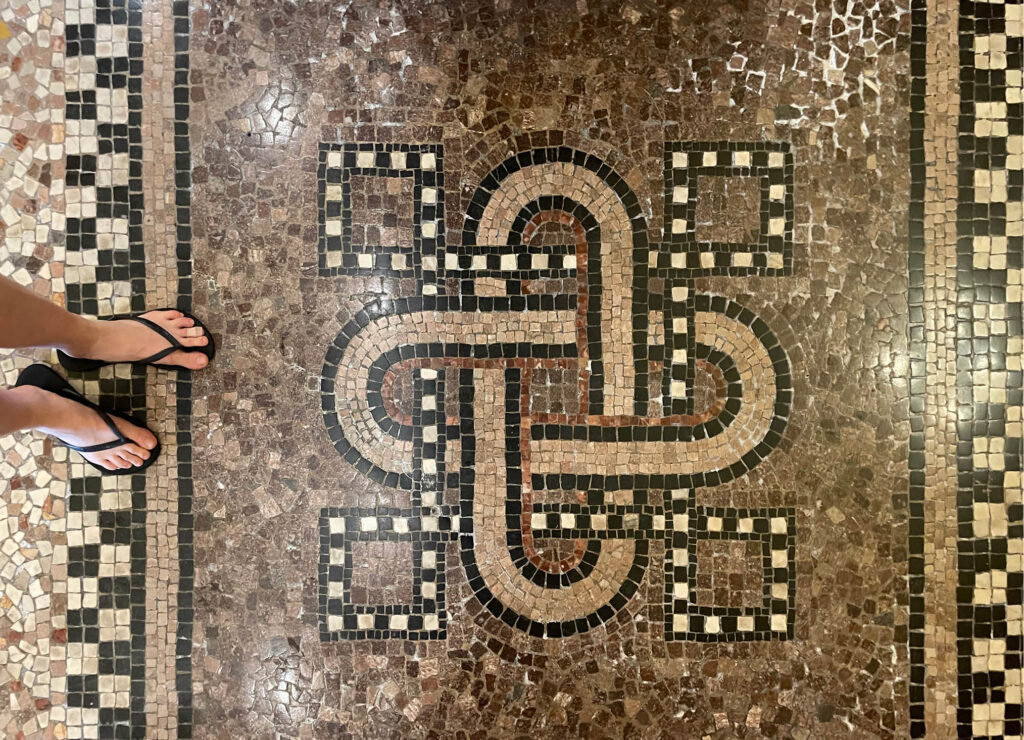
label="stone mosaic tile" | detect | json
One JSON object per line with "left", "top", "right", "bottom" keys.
{"left": 58, "top": 2, "right": 153, "bottom": 736}
{"left": 318, "top": 141, "right": 444, "bottom": 286}
{"left": 0, "top": 1, "right": 67, "bottom": 738}
{"left": 0, "top": 0, "right": 193, "bottom": 737}
{"left": 955, "top": 2, "right": 1024, "bottom": 738}
{"left": 186, "top": 1, "right": 915, "bottom": 736}
{"left": 0, "top": 0, "right": 1020, "bottom": 737}
{"left": 0, "top": 0, "right": 65, "bottom": 301}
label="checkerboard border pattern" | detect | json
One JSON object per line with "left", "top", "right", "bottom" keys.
{"left": 664, "top": 491, "right": 795, "bottom": 642}
{"left": 955, "top": 2, "right": 1024, "bottom": 739}
{"left": 318, "top": 508, "right": 452, "bottom": 640}
{"left": 62, "top": 1, "right": 150, "bottom": 736}
{"left": 655, "top": 141, "right": 794, "bottom": 277}
{"left": 316, "top": 142, "right": 444, "bottom": 288}
{"left": 319, "top": 367, "right": 456, "bottom": 641}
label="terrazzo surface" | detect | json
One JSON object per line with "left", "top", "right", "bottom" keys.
{"left": 0, "top": 0, "right": 1021, "bottom": 738}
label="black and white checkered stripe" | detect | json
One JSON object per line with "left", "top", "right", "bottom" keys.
{"left": 63, "top": 0, "right": 148, "bottom": 736}
{"left": 956, "top": 3, "right": 1024, "bottom": 738}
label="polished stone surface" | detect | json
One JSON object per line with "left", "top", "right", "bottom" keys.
{"left": 188, "top": 0, "right": 907, "bottom": 736}
{"left": 0, "top": 0, "right": 1021, "bottom": 738}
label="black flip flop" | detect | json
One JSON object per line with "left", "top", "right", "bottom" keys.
{"left": 15, "top": 364, "right": 161, "bottom": 477}
{"left": 57, "top": 307, "right": 216, "bottom": 373}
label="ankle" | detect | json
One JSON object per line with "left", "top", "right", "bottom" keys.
{"left": 61, "top": 315, "right": 104, "bottom": 358}
{"left": 0, "top": 385, "right": 50, "bottom": 433}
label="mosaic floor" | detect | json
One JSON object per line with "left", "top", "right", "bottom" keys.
{"left": 0, "top": 0, "right": 1021, "bottom": 737}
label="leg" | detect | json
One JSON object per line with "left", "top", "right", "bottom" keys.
{"left": 0, "top": 274, "right": 209, "bottom": 369}
{"left": 0, "top": 386, "right": 41, "bottom": 437}
{"left": 0, "top": 384, "right": 157, "bottom": 471}
{"left": 0, "top": 274, "right": 99, "bottom": 354}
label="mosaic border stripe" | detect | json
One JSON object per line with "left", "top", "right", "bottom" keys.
{"left": 172, "top": 0, "right": 195, "bottom": 736}
{"left": 908, "top": 0, "right": 927, "bottom": 735}
{"left": 956, "top": 2, "right": 1024, "bottom": 739}
{"left": 63, "top": 0, "right": 150, "bottom": 735}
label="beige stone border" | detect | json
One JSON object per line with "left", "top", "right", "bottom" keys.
{"left": 921, "top": 0, "right": 960, "bottom": 734}
{"left": 140, "top": 1, "right": 183, "bottom": 735}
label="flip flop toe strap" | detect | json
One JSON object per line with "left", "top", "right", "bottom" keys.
{"left": 70, "top": 437, "right": 132, "bottom": 454}
{"left": 131, "top": 315, "right": 189, "bottom": 365}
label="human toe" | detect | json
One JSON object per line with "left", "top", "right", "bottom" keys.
{"left": 117, "top": 449, "right": 145, "bottom": 467}
{"left": 161, "top": 349, "right": 209, "bottom": 370}
{"left": 104, "top": 454, "right": 130, "bottom": 470}
{"left": 121, "top": 422, "right": 158, "bottom": 450}
{"left": 94, "top": 456, "right": 119, "bottom": 471}
{"left": 122, "top": 442, "right": 150, "bottom": 460}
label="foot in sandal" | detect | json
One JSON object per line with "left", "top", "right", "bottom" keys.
{"left": 15, "top": 364, "right": 160, "bottom": 474}
{"left": 58, "top": 308, "right": 214, "bottom": 372}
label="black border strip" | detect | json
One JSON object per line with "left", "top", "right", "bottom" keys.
{"left": 125, "top": 8, "right": 148, "bottom": 727}
{"left": 172, "top": 0, "right": 195, "bottom": 736}
{"left": 907, "top": 0, "right": 927, "bottom": 736}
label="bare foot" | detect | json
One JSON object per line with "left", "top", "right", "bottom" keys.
{"left": 72, "top": 310, "right": 210, "bottom": 370}
{"left": 18, "top": 385, "right": 158, "bottom": 471}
